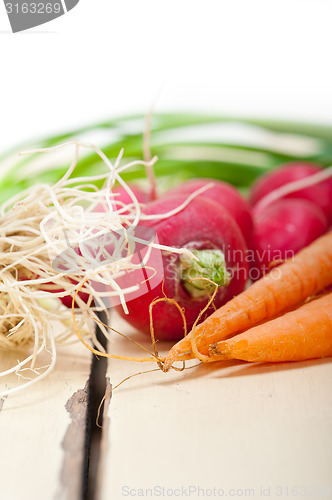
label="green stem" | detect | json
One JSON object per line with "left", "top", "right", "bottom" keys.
{"left": 179, "top": 249, "right": 231, "bottom": 298}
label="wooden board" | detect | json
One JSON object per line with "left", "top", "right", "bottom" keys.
{"left": 0, "top": 341, "right": 92, "bottom": 500}
{"left": 97, "top": 314, "right": 332, "bottom": 500}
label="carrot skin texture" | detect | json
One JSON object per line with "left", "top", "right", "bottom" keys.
{"left": 208, "top": 292, "right": 332, "bottom": 362}
{"left": 164, "top": 232, "right": 332, "bottom": 369}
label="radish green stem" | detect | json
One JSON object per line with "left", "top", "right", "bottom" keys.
{"left": 180, "top": 249, "right": 231, "bottom": 298}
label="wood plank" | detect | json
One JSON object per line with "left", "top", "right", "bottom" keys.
{"left": 0, "top": 341, "right": 92, "bottom": 500}
{"left": 97, "top": 314, "right": 332, "bottom": 499}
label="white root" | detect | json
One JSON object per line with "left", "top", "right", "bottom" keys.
{"left": 0, "top": 140, "right": 198, "bottom": 396}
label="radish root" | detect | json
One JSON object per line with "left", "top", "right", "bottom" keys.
{"left": 0, "top": 141, "right": 199, "bottom": 395}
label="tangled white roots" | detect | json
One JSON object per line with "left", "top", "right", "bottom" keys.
{"left": 0, "top": 141, "right": 198, "bottom": 396}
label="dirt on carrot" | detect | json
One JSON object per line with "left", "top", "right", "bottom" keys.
{"left": 163, "top": 232, "right": 332, "bottom": 370}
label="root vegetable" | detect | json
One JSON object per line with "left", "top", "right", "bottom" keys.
{"left": 209, "top": 291, "right": 332, "bottom": 363}
{"left": 0, "top": 142, "right": 166, "bottom": 395}
{"left": 114, "top": 194, "right": 249, "bottom": 341}
{"left": 163, "top": 232, "right": 332, "bottom": 369}
{"left": 250, "top": 162, "right": 332, "bottom": 223}
{"left": 164, "top": 178, "right": 253, "bottom": 247}
{"left": 109, "top": 184, "right": 150, "bottom": 214}
{"left": 251, "top": 199, "right": 329, "bottom": 279}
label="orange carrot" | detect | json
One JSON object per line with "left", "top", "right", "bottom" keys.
{"left": 163, "top": 232, "right": 332, "bottom": 370}
{"left": 208, "top": 292, "right": 332, "bottom": 362}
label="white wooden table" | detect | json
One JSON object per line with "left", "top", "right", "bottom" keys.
{"left": 98, "top": 316, "right": 332, "bottom": 500}
{"left": 0, "top": 342, "right": 92, "bottom": 500}
{"left": 1, "top": 315, "right": 332, "bottom": 500}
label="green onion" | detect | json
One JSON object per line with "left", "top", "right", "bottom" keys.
{"left": 1, "top": 113, "right": 332, "bottom": 204}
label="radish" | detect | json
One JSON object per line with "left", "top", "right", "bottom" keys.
{"left": 251, "top": 198, "right": 329, "bottom": 279}
{"left": 55, "top": 184, "right": 150, "bottom": 309}
{"left": 163, "top": 178, "right": 254, "bottom": 247}
{"left": 250, "top": 162, "right": 332, "bottom": 224}
{"left": 95, "top": 183, "right": 149, "bottom": 217}
{"left": 113, "top": 195, "right": 249, "bottom": 341}
{"left": 0, "top": 141, "right": 167, "bottom": 396}
{"left": 112, "top": 184, "right": 150, "bottom": 207}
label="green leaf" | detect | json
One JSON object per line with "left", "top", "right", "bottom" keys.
{"left": 1, "top": 113, "right": 331, "bottom": 205}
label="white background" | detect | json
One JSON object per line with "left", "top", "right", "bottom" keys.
{"left": 0, "top": 0, "right": 332, "bottom": 152}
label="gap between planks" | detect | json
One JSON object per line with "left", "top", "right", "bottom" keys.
{"left": 84, "top": 311, "right": 111, "bottom": 500}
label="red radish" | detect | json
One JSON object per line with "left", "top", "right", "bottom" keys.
{"left": 113, "top": 195, "right": 249, "bottom": 341}
{"left": 112, "top": 184, "right": 150, "bottom": 207}
{"left": 95, "top": 184, "right": 149, "bottom": 217}
{"left": 251, "top": 198, "right": 329, "bottom": 280}
{"left": 163, "top": 178, "right": 254, "bottom": 247}
{"left": 54, "top": 184, "right": 149, "bottom": 308}
{"left": 250, "top": 162, "right": 332, "bottom": 224}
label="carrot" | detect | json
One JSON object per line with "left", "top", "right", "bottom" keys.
{"left": 208, "top": 292, "right": 332, "bottom": 362}
{"left": 163, "top": 232, "right": 332, "bottom": 370}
